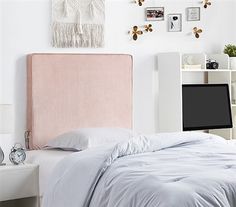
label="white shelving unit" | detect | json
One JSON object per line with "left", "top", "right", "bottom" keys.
{"left": 157, "top": 52, "right": 236, "bottom": 140}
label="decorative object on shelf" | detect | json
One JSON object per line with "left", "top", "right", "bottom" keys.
{"left": 135, "top": 0, "right": 144, "bottom": 6}
{"left": 144, "top": 24, "right": 153, "bottom": 32}
{"left": 168, "top": 14, "right": 182, "bottom": 32}
{"left": 0, "top": 104, "right": 13, "bottom": 166}
{"left": 145, "top": 7, "right": 164, "bottom": 21}
{"left": 186, "top": 7, "right": 200, "bottom": 21}
{"left": 206, "top": 59, "right": 219, "bottom": 69}
{"left": 202, "top": 0, "right": 211, "bottom": 9}
{"left": 9, "top": 143, "right": 26, "bottom": 165}
{"left": 182, "top": 55, "right": 202, "bottom": 69}
{"left": 193, "top": 27, "right": 203, "bottom": 38}
{"left": 129, "top": 26, "right": 143, "bottom": 41}
{"left": 224, "top": 44, "right": 236, "bottom": 70}
{"left": 183, "top": 55, "right": 195, "bottom": 65}
{"left": 52, "top": 0, "right": 105, "bottom": 48}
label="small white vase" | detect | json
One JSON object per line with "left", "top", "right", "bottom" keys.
{"left": 230, "top": 57, "right": 236, "bottom": 70}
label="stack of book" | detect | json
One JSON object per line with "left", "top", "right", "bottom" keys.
{"left": 183, "top": 64, "right": 202, "bottom": 69}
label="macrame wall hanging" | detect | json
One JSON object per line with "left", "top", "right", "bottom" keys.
{"left": 52, "top": 0, "right": 105, "bottom": 48}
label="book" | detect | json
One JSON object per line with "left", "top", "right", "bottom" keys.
{"left": 183, "top": 64, "right": 202, "bottom": 69}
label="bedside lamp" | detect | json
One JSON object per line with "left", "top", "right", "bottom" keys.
{"left": 0, "top": 104, "right": 13, "bottom": 165}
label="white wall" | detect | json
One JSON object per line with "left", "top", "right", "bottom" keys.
{"left": 0, "top": 0, "right": 236, "bottom": 156}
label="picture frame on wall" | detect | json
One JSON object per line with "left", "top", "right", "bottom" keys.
{"left": 168, "top": 14, "right": 182, "bottom": 32}
{"left": 145, "top": 7, "right": 164, "bottom": 21}
{"left": 186, "top": 7, "right": 200, "bottom": 21}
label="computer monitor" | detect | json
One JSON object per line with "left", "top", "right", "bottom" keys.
{"left": 182, "top": 84, "right": 233, "bottom": 131}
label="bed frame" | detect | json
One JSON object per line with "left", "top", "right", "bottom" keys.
{"left": 26, "top": 54, "right": 133, "bottom": 149}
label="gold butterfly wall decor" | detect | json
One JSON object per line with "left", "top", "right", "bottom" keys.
{"left": 203, "top": 0, "right": 211, "bottom": 8}
{"left": 193, "top": 27, "right": 203, "bottom": 38}
{"left": 144, "top": 24, "right": 153, "bottom": 32}
{"left": 135, "top": 0, "right": 145, "bottom": 6}
{"left": 129, "top": 26, "right": 143, "bottom": 41}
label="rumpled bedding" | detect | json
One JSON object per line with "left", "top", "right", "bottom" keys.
{"left": 42, "top": 132, "right": 236, "bottom": 207}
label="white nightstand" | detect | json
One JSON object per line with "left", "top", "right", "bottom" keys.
{"left": 0, "top": 164, "right": 39, "bottom": 207}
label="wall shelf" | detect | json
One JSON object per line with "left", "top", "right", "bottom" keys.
{"left": 158, "top": 52, "right": 236, "bottom": 140}
{"left": 181, "top": 69, "right": 231, "bottom": 72}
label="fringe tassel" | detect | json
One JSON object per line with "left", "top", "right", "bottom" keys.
{"left": 76, "top": 10, "right": 83, "bottom": 34}
{"left": 63, "top": 0, "right": 69, "bottom": 17}
{"left": 52, "top": 22, "right": 104, "bottom": 48}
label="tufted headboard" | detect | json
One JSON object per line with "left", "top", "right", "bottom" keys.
{"left": 27, "top": 54, "right": 133, "bottom": 149}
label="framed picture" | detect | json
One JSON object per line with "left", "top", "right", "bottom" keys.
{"left": 168, "top": 14, "right": 182, "bottom": 32}
{"left": 145, "top": 7, "right": 164, "bottom": 21}
{"left": 186, "top": 7, "right": 200, "bottom": 21}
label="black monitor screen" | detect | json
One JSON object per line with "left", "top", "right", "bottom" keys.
{"left": 182, "top": 84, "right": 232, "bottom": 131}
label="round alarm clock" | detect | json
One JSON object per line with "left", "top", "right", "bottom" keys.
{"left": 9, "top": 143, "right": 26, "bottom": 165}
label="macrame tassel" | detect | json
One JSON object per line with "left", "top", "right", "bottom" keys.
{"left": 63, "top": 0, "right": 69, "bottom": 17}
{"left": 77, "top": 10, "right": 83, "bottom": 34}
{"left": 52, "top": 22, "right": 104, "bottom": 48}
{"left": 89, "top": 0, "right": 95, "bottom": 19}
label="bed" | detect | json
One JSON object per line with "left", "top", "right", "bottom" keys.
{"left": 42, "top": 132, "right": 236, "bottom": 207}
{"left": 26, "top": 53, "right": 133, "bottom": 202}
{"left": 26, "top": 54, "right": 236, "bottom": 207}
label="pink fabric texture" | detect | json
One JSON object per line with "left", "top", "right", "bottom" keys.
{"left": 27, "top": 54, "right": 133, "bottom": 150}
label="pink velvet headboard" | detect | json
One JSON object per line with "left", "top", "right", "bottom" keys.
{"left": 27, "top": 54, "right": 133, "bottom": 149}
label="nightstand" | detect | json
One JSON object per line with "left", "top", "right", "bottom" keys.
{"left": 0, "top": 164, "right": 39, "bottom": 207}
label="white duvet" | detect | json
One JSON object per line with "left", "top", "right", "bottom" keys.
{"left": 42, "top": 132, "right": 236, "bottom": 207}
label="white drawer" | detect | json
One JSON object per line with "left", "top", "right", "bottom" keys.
{"left": 0, "top": 164, "right": 39, "bottom": 201}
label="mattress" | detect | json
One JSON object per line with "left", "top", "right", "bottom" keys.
{"left": 26, "top": 149, "right": 73, "bottom": 196}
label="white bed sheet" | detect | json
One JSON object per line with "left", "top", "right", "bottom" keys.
{"left": 26, "top": 149, "right": 73, "bottom": 196}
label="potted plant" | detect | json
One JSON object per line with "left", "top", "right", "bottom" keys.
{"left": 224, "top": 44, "right": 236, "bottom": 70}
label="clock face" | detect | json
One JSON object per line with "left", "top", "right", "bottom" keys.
{"left": 9, "top": 148, "right": 26, "bottom": 165}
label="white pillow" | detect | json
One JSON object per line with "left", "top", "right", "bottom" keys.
{"left": 44, "top": 128, "right": 137, "bottom": 151}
